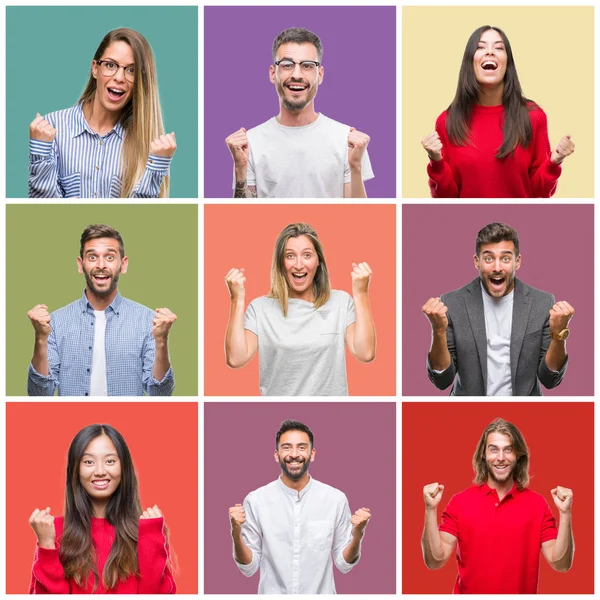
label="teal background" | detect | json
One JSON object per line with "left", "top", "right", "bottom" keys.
{"left": 6, "top": 204, "right": 198, "bottom": 396}
{"left": 6, "top": 6, "right": 198, "bottom": 198}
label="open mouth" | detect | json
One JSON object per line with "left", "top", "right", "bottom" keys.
{"left": 482, "top": 60, "right": 498, "bottom": 71}
{"left": 107, "top": 87, "right": 126, "bottom": 102}
{"left": 286, "top": 460, "right": 304, "bottom": 468}
{"left": 93, "top": 274, "right": 111, "bottom": 284}
{"left": 286, "top": 83, "right": 308, "bottom": 93}
{"left": 489, "top": 275, "right": 506, "bottom": 291}
{"left": 91, "top": 479, "right": 111, "bottom": 489}
{"left": 291, "top": 272, "right": 308, "bottom": 283}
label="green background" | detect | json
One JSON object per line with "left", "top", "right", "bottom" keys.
{"left": 6, "top": 204, "right": 198, "bottom": 396}
{"left": 6, "top": 6, "right": 198, "bottom": 198}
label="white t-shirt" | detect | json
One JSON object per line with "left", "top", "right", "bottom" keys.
{"left": 244, "top": 290, "right": 356, "bottom": 396}
{"left": 243, "top": 114, "right": 374, "bottom": 198}
{"left": 481, "top": 285, "right": 514, "bottom": 396}
{"left": 90, "top": 310, "right": 108, "bottom": 396}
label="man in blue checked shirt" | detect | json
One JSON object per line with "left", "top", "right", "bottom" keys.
{"left": 26, "top": 224, "right": 176, "bottom": 396}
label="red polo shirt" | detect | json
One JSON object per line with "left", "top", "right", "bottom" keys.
{"left": 439, "top": 483, "right": 558, "bottom": 594}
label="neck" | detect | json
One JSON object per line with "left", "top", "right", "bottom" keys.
{"left": 290, "top": 290, "right": 315, "bottom": 303}
{"left": 86, "top": 287, "right": 118, "bottom": 311}
{"left": 82, "top": 96, "right": 121, "bottom": 135}
{"left": 91, "top": 499, "right": 109, "bottom": 518}
{"left": 277, "top": 102, "right": 319, "bottom": 127}
{"left": 487, "top": 477, "right": 513, "bottom": 501}
{"left": 477, "top": 83, "right": 504, "bottom": 106}
{"left": 281, "top": 472, "right": 311, "bottom": 495}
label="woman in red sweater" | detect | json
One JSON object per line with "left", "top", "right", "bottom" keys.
{"left": 421, "top": 25, "right": 575, "bottom": 198}
{"left": 28, "top": 424, "right": 176, "bottom": 594}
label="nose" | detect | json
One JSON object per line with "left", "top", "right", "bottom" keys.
{"left": 291, "top": 62, "right": 303, "bottom": 77}
{"left": 498, "top": 449, "right": 507, "bottom": 460}
{"left": 493, "top": 258, "right": 502, "bottom": 271}
{"left": 294, "top": 255, "right": 303, "bottom": 268}
{"left": 96, "top": 256, "right": 106, "bottom": 269}
{"left": 94, "top": 463, "right": 107, "bottom": 476}
{"left": 112, "top": 66, "right": 126, "bottom": 82}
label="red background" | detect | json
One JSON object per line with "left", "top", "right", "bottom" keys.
{"left": 402, "top": 402, "right": 594, "bottom": 594}
{"left": 6, "top": 402, "right": 198, "bottom": 594}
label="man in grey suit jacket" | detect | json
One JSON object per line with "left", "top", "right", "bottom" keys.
{"left": 422, "top": 223, "right": 574, "bottom": 396}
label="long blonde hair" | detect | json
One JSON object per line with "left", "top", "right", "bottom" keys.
{"left": 268, "top": 223, "right": 331, "bottom": 317}
{"left": 79, "top": 28, "right": 169, "bottom": 198}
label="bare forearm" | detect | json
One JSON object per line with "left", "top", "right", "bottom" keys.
{"left": 31, "top": 336, "right": 49, "bottom": 375}
{"left": 233, "top": 167, "right": 257, "bottom": 198}
{"left": 421, "top": 508, "right": 445, "bottom": 569}
{"left": 226, "top": 298, "right": 250, "bottom": 368}
{"left": 352, "top": 292, "right": 376, "bottom": 362}
{"left": 349, "top": 167, "right": 367, "bottom": 198}
{"left": 343, "top": 531, "right": 363, "bottom": 564}
{"left": 232, "top": 529, "right": 253, "bottom": 565}
{"left": 545, "top": 339, "right": 567, "bottom": 372}
{"left": 552, "top": 513, "right": 574, "bottom": 571}
{"left": 428, "top": 330, "right": 451, "bottom": 371}
{"left": 153, "top": 338, "right": 171, "bottom": 381}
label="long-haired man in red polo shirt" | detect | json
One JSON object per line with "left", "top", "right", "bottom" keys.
{"left": 421, "top": 417, "right": 574, "bottom": 593}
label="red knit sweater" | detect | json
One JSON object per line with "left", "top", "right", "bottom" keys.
{"left": 427, "top": 104, "right": 562, "bottom": 198}
{"left": 29, "top": 517, "right": 176, "bottom": 594}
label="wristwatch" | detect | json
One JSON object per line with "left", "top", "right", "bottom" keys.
{"left": 551, "top": 328, "right": 570, "bottom": 341}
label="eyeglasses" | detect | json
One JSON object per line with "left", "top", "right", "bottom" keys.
{"left": 97, "top": 59, "right": 136, "bottom": 82}
{"left": 274, "top": 60, "right": 320, "bottom": 75}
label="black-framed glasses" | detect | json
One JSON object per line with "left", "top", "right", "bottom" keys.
{"left": 274, "top": 60, "right": 321, "bottom": 74}
{"left": 97, "top": 59, "right": 136, "bottom": 82}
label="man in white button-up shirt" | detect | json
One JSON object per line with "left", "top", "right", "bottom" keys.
{"left": 229, "top": 419, "right": 371, "bottom": 594}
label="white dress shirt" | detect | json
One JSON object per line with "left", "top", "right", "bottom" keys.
{"left": 234, "top": 477, "right": 358, "bottom": 594}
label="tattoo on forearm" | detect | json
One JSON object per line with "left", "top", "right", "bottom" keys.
{"left": 234, "top": 181, "right": 257, "bottom": 199}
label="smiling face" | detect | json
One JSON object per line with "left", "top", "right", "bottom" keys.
{"left": 77, "top": 237, "right": 128, "bottom": 300}
{"left": 283, "top": 235, "right": 320, "bottom": 301}
{"left": 270, "top": 42, "right": 323, "bottom": 112}
{"left": 473, "top": 28, "right": 507, "bottom": 90}
{"left": 484, "top": 431, "right": 517, "bottom": 486}
{"left": 91, "top": 41, "right": 135, "bottom": 114}
{"left": 474, "top": 240, "right": 521, "bottom": 298}
{"left": 274, "top": 430, "right": 315, "bottom": 482}
{"left": 79, "top": 434, "right": 122, "bottom": 515}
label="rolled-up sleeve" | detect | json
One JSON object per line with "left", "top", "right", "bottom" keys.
{"left": 142, "top": 333, "right": 175, "bottom": 396}
{"left": 233, "top": 495, "right": 261, "bottom": 577}
{"left": 132, "top": 155, "right": 172, "bottom": 198}
{"left": 27, "top": 324, "right": 60, "bottom": 396}
{"left": 333, "top": 496, "right": 358, "bottom": 574}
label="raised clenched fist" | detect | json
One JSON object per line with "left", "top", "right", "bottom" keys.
{"left": 29, "top": 507, "right": 56, "bottom": 549}
{"left": 350, "top": 507, "right": 371, "bottom": 535}
{"left": 140, "top": 504, "right": 163, "bottom": 519}
{"left": 152, "top": 307, "right": 177, "bottom": 340}
{"left": 421, "top": 132, "right": 443, "bottom": 162}
{"left": 348, "top": 127, "right": 370, "bottom": 171}
{"left": 422, "top": 297, "right": 448, "bottom": 332}
{"left": 30, "top": 114, "right": 56, "bottom": 143}
{"left": 351, "top": 262, "right": 372, "bottom": 296}
{"left": 423, "top": 482, "right": 445, "bottom": 509}
{"left": 550, "top": 135, "right": 575, "bottom": 165}
{"left": 225, "top": 268, "right": 246, "bottom": 301}
{"left": 150, "top": 132, "right": 177, "bottom": 158}
{"left": 28, "top": 304, "right": 52, "bottom": 337}
{"left": 225, "top": 128, "right": 250, "bottom": 172}
{"left": 551, "top": 486, "right": 573, "bottom": 514}
{"left": 229, "top": 503, "right": 246, "bottom": 530}
{"left": 549, "top": 301, "right": 574, "bottom": 336}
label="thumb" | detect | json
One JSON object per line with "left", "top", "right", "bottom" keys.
{"left": 551, "top": 488, "right": 558, "bottom": 497}
{"left": 241, "top": 127, "right": 246, "bottom": 133}
{"left": 565, "top": 135, "right": 571, "bottom": 140}
{"left": 349, "top": 127, "right": 356, "bottom": 133}
{"left": 438, "top": 484, "right": 445, "bottom": 492}
{"left": 234, "top": 503, "right": 242, "bottom": 507}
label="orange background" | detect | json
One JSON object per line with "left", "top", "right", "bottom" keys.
{"left": 402, "top": 402, "right": 594, "bottom": 594}
{"left": 6, "top": 402, "right": 198, "bottom": 594}
{"left": 204, "top": 204, "right": 396, "bottom": 396}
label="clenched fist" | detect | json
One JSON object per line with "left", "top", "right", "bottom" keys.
{"left": 351, "top": 262, "right": 372, "bottom": 296}
{"left": 140, "top": 504, "right": 163, "bottom": 519}
{"left": 422, "top": 297, "right": 448, "bottom": 332}
{"left": 549, "top": 301, "right": 574, "bottom": 336}
{"left": 29, "top": 507, "right": 56, "bottom": 549}
{"left": 229, "top": 503, "right": 246, "bottom": 531}
{"left": 30, "top": 113, "right": 56, "bottom": 143}
{"left": 421, "top": 132, "right": 443, "bottom": 162}
{"left": 423, "top": 482, "right": 445, "bottom": 509}
{"left": 350, "top": 507, "right": 371, "bottom": 535}
{"left": 225, "top": 128, "right": 250, "bottom": 172}
{"left": 550, "top": 136, "right": 575, "bottom": 165}
{"left": 551, "top": 486, "right": 573, "bottom": 514}
{"left": 150, "top": 132, "right": 177, "bottom": 159}
{"left": 28, "top": 304, "right": 52, "bottom": 337}
{"left": 225, "top": 268, "right": 246, "bottom": 301}
{"left": 348, "top": 127, "right": 370, "bottom": 171}
{"left": 152, "top": 307, "right": 177, "bottom": 340}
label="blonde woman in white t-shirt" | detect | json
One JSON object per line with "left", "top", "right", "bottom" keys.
{"left": 224, "top": 223, "right": 376, "bottom": 396}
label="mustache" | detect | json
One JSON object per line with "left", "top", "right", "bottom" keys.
{"left": 285, "top": 457, "right": 305, "bottom": 463}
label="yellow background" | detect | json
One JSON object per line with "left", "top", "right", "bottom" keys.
{"left": 402, "top": 6, "right": 594, "bottom": 198}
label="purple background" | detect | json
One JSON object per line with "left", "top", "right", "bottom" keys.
{"left": 402, "top": 204, "right": 594, "bottom": 396}
{"left": 204, "top": 402, "right": 396, "bottom": 594}
{"left": 204, "top": 6, "right": 396, "bottom": 198}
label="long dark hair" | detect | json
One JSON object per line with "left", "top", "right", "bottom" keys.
{"left": 447, "top": 25, "right": 536, "bottom": 158}
{"left": 60, "top": 424, "right": 142, "bottom": 591}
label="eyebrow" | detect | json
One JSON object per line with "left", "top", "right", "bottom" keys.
{"left": 82, "top": 452, "right": 119, "bottom": 458}
{"left": 478, "top": 40, "right": 504, "bottom": 45}
{"left": 102, "top": 56, "right": 135, "bottom": 66}
{"left": 285, "top": 248, "right": 314, "bottom": 252}
{"left": 85, "top": 247, "right": 118, "bottom": 255}
{"left": 482, "top": 250, "right": 513, "bottom": 255}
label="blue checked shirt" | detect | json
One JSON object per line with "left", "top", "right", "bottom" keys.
{"left": 27, "top": 292, "right": 175, "bottom": 396}
{"left": 28, "top": 104, "right": 172, "bottom": 198}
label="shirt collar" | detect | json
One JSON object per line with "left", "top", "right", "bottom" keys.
{"left": 72, "top": 103, "right": 125, "bottom": 140}
{"left": 79, "top": 290, "right": 124, "bottom": 315}
{"left": 481, "top": 481, "right": 521, "bottom": 499}
{"left": 276, "top": 475, "right": 313, "bottom": 499}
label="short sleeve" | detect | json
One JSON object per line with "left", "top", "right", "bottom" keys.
{"left": 439, "top": 494, "right": 459, "bottom": 538}
{"left": 345, "top": 293, "right": 356, "bottom": 328}
{"left": 540, "top": 502, "right": 558, "bottom": 544}
{"left": 244, "top": 301, "right": 258, "bottom": 335}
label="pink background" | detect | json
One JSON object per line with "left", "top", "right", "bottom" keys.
{"left": 402, "top": 204, "right": 594, "bottom": 396}
{"left": 203, "top": 402, "right": 396, "bottom": 594}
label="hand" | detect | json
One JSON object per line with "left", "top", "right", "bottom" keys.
{"left": 29, "top": 507, "right": 56, "bottom": 549}
{"left": 423, "top": 482, "right": 445, "bottom": 509}
{"left": 29, "top": 113, "right": 56, "bottom": 143}
{"left": 422, "top": 297, "right": 448, "bottom": 333}
{"left": 421, "top": 132, "right": 443, "bottom": 161}
{"left": 140, "top": 504, "right": 163, "bottom": 519}
{"left": 549, "top": 301, "right": 574, "bottom": 335}
{"left": 225, "top": 128, "right": 250, "bottom": 172}
{"left": 347, "top": 127, "right": 370, "bottom": 171}
{"left": 551, "top": 486, "right": 573, "bottom": 514}
{"left": 152, "top": 307, "right": 177, "bottom": 340}
{"left": 351, "top": 262, "right": 372, "bottom": 296}
{"left": 550, "top": 135, "right": 575, "bottom": 165}
{"left": 225, "top": 267, "right": 246, "bottom": 301}
{"left": 229, "top": 503, "right": 246, "bottom": 531}
{"left": 28, "top": 304, "right": 51, "bottom": 337}
{"left": 150, "top": 132, "right": 177, "bottom": 158}
{"left": 350, "top": 507, "right": 371, "bottom": 536}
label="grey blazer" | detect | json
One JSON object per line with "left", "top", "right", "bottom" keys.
{"left": 427, "top": 278, "right": 567, "bottom": 396}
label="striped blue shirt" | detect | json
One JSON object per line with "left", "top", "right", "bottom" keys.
{"left": 27, "top": 291, "right": 175, "bottom": 396}
{"left": 28, "top": 104, "right": 172, "bottom": 198}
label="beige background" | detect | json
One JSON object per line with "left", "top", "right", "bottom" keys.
{"left": 402, "top": 6, "right": 594, "bottom": 198}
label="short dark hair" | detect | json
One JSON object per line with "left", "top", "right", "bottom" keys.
{"left": 275, "top": 419, "right": 314, "bottom": 448}
{"left": 475, "top": 222, "right": 519, "bottom": 256}
{"left": 80, "top": 224, "right": 125, "bottom": 258}
{"left": 272, "top": 28, "right": 323, "bottom": 62}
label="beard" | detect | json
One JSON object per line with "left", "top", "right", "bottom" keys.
{"left": 276, "top": 77, "right": 318, "bottom": 112}
{"left": 83, "top": 268, "right": 120, "bottom": 297}
{"left": 279, "top": 456, "right": 311, "bottom": 480}
{"left": 487, "top": 462, "right": 516, "bottom": 484}
{"left": 480, "top": 270, "right": 516, "bottom": 298}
